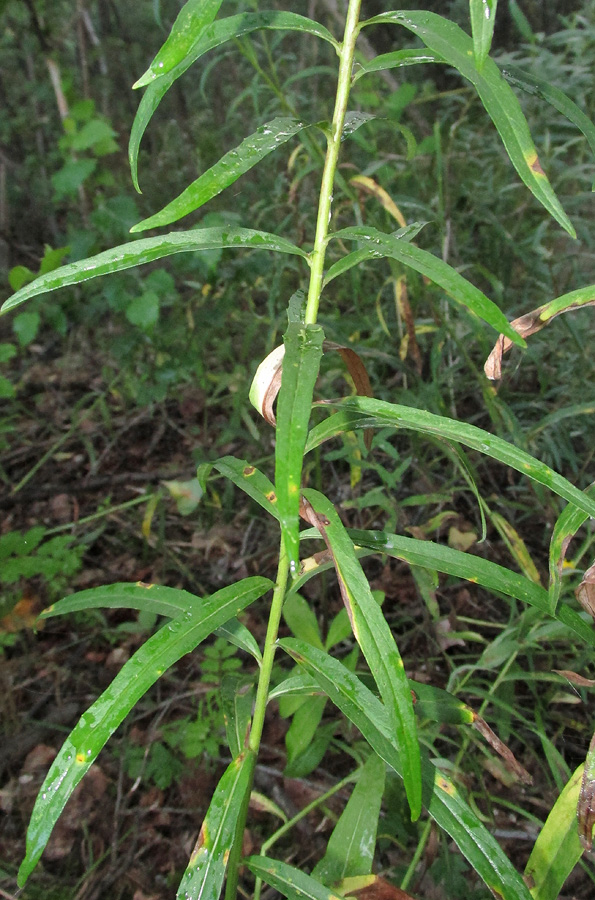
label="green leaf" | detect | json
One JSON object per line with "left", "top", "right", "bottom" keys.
{"left": 198, "top": 455, "right": 279, "bottom": 521}
{"left": 361, "top": 11, "right": 575, "bottom": 236}
{"left": 499, "top": 63, "right": 595, "bottom": 188}
{"left": 134, "top": 0, "right": 223, "bottom": 88}
{"left": 275, "top": 324, "right": 324, "bottom": 574}
{"left": 214, "top": 618, "right": 262, "bottom": 663}
{"left": 42, "top": 580, "right": 212, "bottom": 620}
{"left": 548, "top": 484, "right": 595, "bottom": 612}
{"left": 524, "top": 765, "right": 584, "bottom": 900}
{"left": 285, "top": 694, "right": 327, "bottom": 775}
{"left": 283, "top": 591, "right": 324, "bottom": 649}
{"left": 470, "top": 0, "right": 497, "bottom": 71}
{"left": 131, "top": 118, "right": 307, "bottom": 232}
{"left": 312, "top": 753, "right": 385, "bottom": 883}
{"left": 18, "top": 577, "right": 272, "bottom": 886}
{"left": 410, "top": 681, "right": 475, "bottom": 726}
{"left": 279, "top": 639, "right": 532, "bottom": 900}
{"left": 220, "top": 675, "right": 255, "bottom": 758}
{"left": 1, "top": 228, "right": 308, "bottom": 316}
{"left": 51, "top": 158, "right": 97, "bottom": 199}
{"left": 330, "top": 226, "right": 525, "bottom": 347}
{"left": 246, "top": 857, "right": 345, "bottom": 900}
{"left": 305, "top": 397, "right": 595, "bottom": 522}
{"left": 13, "top": 311, "right": 40, "bottom": 347}
{"left": 176, "top": 751, "right": 253, "bottom": 900}
{"left": 323, "top": 223, "right": 426, "bottom": 286}
{"left": 129, "top": 12, "right": 338, "bottom": 191}
{"left": 125, "top": 289, "right": 160, "bottom": 328}
{"left": 301, "top": 489, "right": 421, "bottom": 821}
{"left": 352, "top": 48, "right": 443, "bottom": 82}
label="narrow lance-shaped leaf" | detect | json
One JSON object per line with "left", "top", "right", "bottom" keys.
{"left": 246, "top": 857, "right": 345, "bottom": 900}
{"left": 275, "top": 324, "right": 324, "bottom": 574}
{"left": 312, "top": 753, "right": 386, "bottom": 884}
{"left": 330, "top": 226, "right": 525, "bottom": 347}
{"left": 548, "top": 484, "right": 595, "bottom": 613}
{"left": 197, "top": 455, "right": 279, "bottom": 521}
{"left": 0, "top": 228, "right": 308, "bottom": 316}
{"left": 323, "top": 223, "right": 426, "bottom": 286}
{"left": 131, "top": 118, "right": 307, "bottom": 232}
{"left": 499, "top": 62, "right": 595, "bottom": 189}
{"left": 177, "top": 751, "right": 254, "bottom": 900}
{"left": 300, "top": 489, "right": 422, "bottom": 821}
{"left": 352, "top": 47, "right": 443, "bottom": 82}
{"left": 470, "top": 0, "right": 498, "bottom": 71}
{"left": 279, "top": 638, "right": 533, "bottom": 900}
{"left": 361, "top": 10, "right": 575, "bottom": 236}
{"left": 17, "top": 576, "right": 272, "bottom": 887}
{"left": 524, "top": 765, "right": 585, "bottom": 900}
{"left": 304, "top": 397, "right": 595, "bottom": 522}
{"left": 129, "top": 12, "right": 339, "bottom": 190}
{"left": 134, "top": 0, "right": 223, "bottom": 88}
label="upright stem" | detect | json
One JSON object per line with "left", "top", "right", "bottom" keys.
{"left": 304, "top": 0, "right": 362, "bottom": 326}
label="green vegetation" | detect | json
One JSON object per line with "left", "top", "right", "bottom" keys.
{"left": 1, "top": 2, "right": 595, "bottom": 899}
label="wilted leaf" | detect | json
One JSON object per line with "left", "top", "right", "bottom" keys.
{"left": 578, "top": 732, "right": 595, "bottom": 849}
{"left": 338, "top": 874, "right": 417, "bottom": 900}
{"left": 576, "top": 561, "right": 595, "bottom": 619}
{"left": 472, "top": 713, "right": 532, "bottom": 784}
{"left": 350, "top": 175, "right": 407, "bottom": 228}
{"left": 552, "top": 670, "right": 595, "bottom": 688}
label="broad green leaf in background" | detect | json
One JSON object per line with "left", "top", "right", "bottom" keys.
{"left": 524, "top": 765, "right": 584, "bottom": 900}
{"left": 177, "top": 751, "right": 253, "bottom": 900}
{"left": 499, "top": 63, "right": 595, "bottom": 188}
{"left": 197, "top": 455, "right": 279, "bottom": 522}
{"left": 280, "top": 639, "right": 533, "bottom": 900}
{"left": 0, "top": 228, "right": 308, "bottom": 316}
{"left": 129, "top": 12, "right": 339, "bottom": 190}
{"left": 361, "top": 11, "right": 575, "bottom": 236}
{"left": 275, "top": 324, "right": 324, "bottom": 574}
{"left": 301, "top": 489, "right": 421, "bottom": 821}
{"left": 312, "top": 752, "right": 385, "bottom": 884}
{"left": 133, "top": 0, "right": 223, "bottom": 88}
{"left": 220, "top": 676, "right": 255, "bottom": 760}
{"left": 17, "top": 576, "right": 272, "bottom": 886}
{"left": 246, "top": 857, "right": 344, "bottom": 900}
{"left": 131, "top": 117, "right": 307, "bottom": 232}
{"left": 470, "top": 0, "right": 498, "bottom": 71}
{"left": 548, "top": 484, "right": 595, "bottom": 612}
{"left": 305, "top": 398, "right": 595, "bottom": 522}
{"left": 283, "top": 591, "right": 324, "bottom": 650}
{"left": 330, "top": 226, "right": 525, "bottom": 347}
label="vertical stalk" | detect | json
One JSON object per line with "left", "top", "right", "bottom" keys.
{"left": 304, "top": 0, "right": 362, "bottom": 326}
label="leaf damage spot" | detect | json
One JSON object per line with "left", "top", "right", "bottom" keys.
{"left": 436, "top": 775, "right": 456, "bottom": 795}
{"left": 243, "top": 466, "right": 256, "bottom": 477}
{"left": 526, "top": 151, "right": 545, "bottom": 176}
{"left": 136, "top": 581, "right": 154, "bottom": 588}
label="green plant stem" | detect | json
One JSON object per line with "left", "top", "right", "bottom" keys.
{"left": 224, "top": 543, "right": 290, "bottom": 900}
{"left": 305, "top": 0, "right": 362, "bottom": 326}
{"left": 400, "top": 817, "right": 432, "bottom": 891}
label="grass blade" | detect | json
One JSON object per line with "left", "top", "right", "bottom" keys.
{"left": 331, "top": 226, "right": 525, "bottom": 347}
{"left": 177, "top": 751, "right": 253, "bottom": 900}
{"left": 17, "top": 577, "right": 272, "bottom": 886}
{"left": 361, "top": 11, "right": 575, "bottom": 236}
{"left": 280, "top": 639, "right": 532, "bottom": 900}
{"left": 275, "top": 324, "right": 324, "bottom": 574}
{"left": 300, "top": 489, "right": 421, "bottom": 820}
{"left": 129, "top": 12, "right": 338, "bottom": 190}
{"left": 304, "top": 397, "right": 595, "bottom": 522}
{"left": 1, "top": 228, "right": 308, "bottom": 316}
{"left": 131, "top": 118, "right": 307, "bottom": 232}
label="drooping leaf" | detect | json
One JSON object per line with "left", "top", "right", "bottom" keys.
{"left": 1, "top": 228, "right": 308, "bottom": 316}
{"left": 312, "top": 753, "right": 386, "bottom": 884}
{"left": 131, "top": 118, "right": 307, "bottom": 232}
{"left": 17, "top": 577, "right": 272, "bottom": 886}
{"left": 197, "top": 456, "right": 279, "bottom": 521}
{"left": 524, "top": 765, "right": 585, "bottom": 900}
{"left": 499, "top": 62, "right": 595, "bottom": 188}
{"left": 220, "top": 676, "right": 255, "bottom": 758}
{"left": 470, "top": 0, "right": 498, "bottom": 71}
{"left": 304, "top": 397, "right": 595, "bottom": 522}
{"left": 330, "top": 226, "right": 525, "bottom": 346}
{"left": 134, "top": 0, "right": 224, "bottom": 88}
{"left": 129, "top": 12, "right": 338, "bottom": 190}
{"left": 246, "top": 857, "right": 345, "bottom": 900}
{"left": 280, "top": 639, "right": 533, "bottom": 900}
{"left": 176, "top": 751, "right": 253, "bottom": 900}
{"left": 548, "top": 484, "right": 595, "bottom": 612}
{"left": 275, "top": 324, "right": 324, "bottom": 574}
{"left": 42, "top": 580, "right": 207, "bottom": 619}
{"left": 361, "top": 10, "right": 575, "bottom": 235}
{"left": 300, "top": 489, "right": 421, "bottom": 821}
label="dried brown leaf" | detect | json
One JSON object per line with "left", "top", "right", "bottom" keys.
{"left": 576, "top": 561, "right": 595, "bottom": 619}
{"left": 473, "top": 714, "right": 533, "bottom": 784}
